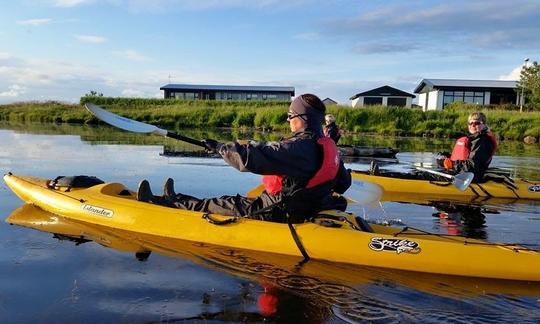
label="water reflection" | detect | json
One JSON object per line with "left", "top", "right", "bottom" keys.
{"left": 6, "top": 204, "right": 540, "bottom": 323}
{"left": 431, "top": 202, "right": 488, "bottom": 239}
{"left": 1, "top": 123, "right": 540, "bottom": 322}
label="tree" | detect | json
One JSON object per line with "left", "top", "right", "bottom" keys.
{"left": 85, "top": 90, "right": 103, "bottom": 97}
{"left": 517, "top": 61, "right": 540, "bottom": 110}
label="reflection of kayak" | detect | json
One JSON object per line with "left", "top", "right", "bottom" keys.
{"left": 337, "top": 145, "right": 398, "bottom": 158}
{"left": 161, "top": 145, "right": 398, "bottom": 159}
{"left": 4, "top": 173, "right": 540, "bottom": 281}
{"left": 7, "top": 204, "right": 540, "bottom": 300}
{"left": 352, "top": 170, "right": 540, "bottom": 201}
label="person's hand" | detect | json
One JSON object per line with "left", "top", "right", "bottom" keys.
{"left": 437, "top": 151, "right": 451, "bottom": 158}
{"left": 443, "top": 158, "right": 453, "bottom": 170}
{"left": 203, "top": 139, "right": 223, "bottom": 153}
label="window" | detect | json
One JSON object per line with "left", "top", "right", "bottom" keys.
{"left": 443, "top": 90, "right": 484, "bottom": 107}
{"left": 387, "top": 97, "right": 407, "bottom": 107}
{"left": 364, "top": 97, "right": 383, "bottom": 105}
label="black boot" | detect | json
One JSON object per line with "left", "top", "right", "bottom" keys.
{"left": 137, "top": 180, "right": 154, "bottom": 202}
{"left": 163, "top": 178, "right": 176, "bottom": 199}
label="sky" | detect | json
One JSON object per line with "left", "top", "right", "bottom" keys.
{"left": 0, "top": 0, "right": 539, "bottom": 105}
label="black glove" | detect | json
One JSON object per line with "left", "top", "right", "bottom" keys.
{"left": 438, "top": 151, "right": 451, "bottom": 158}
{"left": 203, "top": 139, "right": 223, "bottom": 153}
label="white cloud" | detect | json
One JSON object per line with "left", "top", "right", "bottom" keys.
{"left": 120, "top": 88, "right": 144, "bottom": 97}
{"left": 112, "top": 49, "right": 150, "bottom": 62}
{"left": 0, "top": 84, "right": 26, "bottom": 97}
{"left": 0, "top": 52, "right": 12, "bottom": 60}
{"left": 54, "top": 0, "right": 93, "bottom": 7}
{"left": 75, "top": 34, "right": 107, "bottom": 43}
{"left": 499, "top": 65, "right": 523, "bottom": 81}
{"left": 16, "top": 18, "right": 52, "bottom": 26}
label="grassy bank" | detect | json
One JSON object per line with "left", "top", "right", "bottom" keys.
{"left": 1, "top": 97, "right": 539, "bottom": 141}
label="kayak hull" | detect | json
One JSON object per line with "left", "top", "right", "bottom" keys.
{"left": 352, "top": 171, "right": 540, "bottom": 201}
{"left": 4, "top": 173, "right": 540, "bottom": 281}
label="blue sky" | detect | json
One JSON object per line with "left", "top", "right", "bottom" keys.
{"left": 0, "top": 0, "right": 538, "bottom": 104}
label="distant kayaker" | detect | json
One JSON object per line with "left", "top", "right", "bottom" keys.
{"left": 438, "top": 112, "right": 497, "bottom": 181}
{"left": 137, "top": 94, "right": 352, "bottom": 223}
{"left": 323, "top": 114, "right": 342, "bottom": 144}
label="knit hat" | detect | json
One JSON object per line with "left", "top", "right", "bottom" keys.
{"left": 288, "top": 95, "right": 324, "bottom": 132}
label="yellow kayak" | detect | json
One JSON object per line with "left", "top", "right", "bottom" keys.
{"left": 4, "top": 173, "right": 540, "bottom": 281}
{"left": 352, "top": 170, "right": 540, "bottom": 201}
{"left": 7, "top": 204, "right": 540, "bottom": 298}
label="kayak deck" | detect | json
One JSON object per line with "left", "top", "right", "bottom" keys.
{"left": 352, "top": 170, "right": 540, "bottom": 201}
{"left": 4, "top": 173, "right": 540, "bottom": 281}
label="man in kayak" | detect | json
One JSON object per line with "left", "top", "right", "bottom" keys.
{"left": 137, "top": 94, "right": 352, "bottom": 223}
{"left": 438, "top": 112, "right": 497, "bottom": 182}
{"left": 323, "top": 114, "right": 341, "bottom": 144}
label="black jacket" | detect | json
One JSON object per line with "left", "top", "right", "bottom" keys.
{"left": 218, "top": 129, "right": 351, "bottom": 219}
{"left": 452, "top": 129, "right": 496, "bottom": 181}
{"left": 324, "top": 122, "right": 341, "bottom": 144}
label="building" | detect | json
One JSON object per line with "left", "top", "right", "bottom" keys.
{"left": 322, "top": 97, "right": 338, "bottom": 105}
{"left": 160, "top": 84, "right": 295, "bottom": 101}
{"left": 350, "top": 85, "right": 415, "bottom": 108}
{"left": 414, "top": 79, "right": 518, "bottom": 111}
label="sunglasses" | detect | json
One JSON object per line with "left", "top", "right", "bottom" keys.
{"left": 287, "top": 112, "right": 307, "bottom": 121}
{"left": 468, "top": 121, "right": 482, "bottom": 126}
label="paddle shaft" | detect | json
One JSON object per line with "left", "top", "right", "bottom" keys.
{"left": 165, "top": 131, "right": 206, "bottom": 148}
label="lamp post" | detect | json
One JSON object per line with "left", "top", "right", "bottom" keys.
{"left": 520, "top": 58, "right": 529, "bottom": 113}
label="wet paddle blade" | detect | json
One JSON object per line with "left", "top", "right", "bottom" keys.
{"left": 453, "top": 172, "right": 474, "bottom": 191}
{"left": 85, "top": 103, "right": 167, "bottom": 136}
{"left": 347, "top": 180, "right": 384, "bottom": 205}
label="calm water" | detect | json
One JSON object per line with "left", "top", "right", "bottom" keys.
{"left": 1, "top": 124, "right": 540, "bottom": 323}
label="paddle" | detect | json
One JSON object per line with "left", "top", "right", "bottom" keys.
{"left": 85, "top": 103, "right": 206, "bottom": 148}
{"left": 365, "top": 157, "right": 474, "bottom": 191}
{"left": 86, "top": 104, "right": 384, "bottom": 205}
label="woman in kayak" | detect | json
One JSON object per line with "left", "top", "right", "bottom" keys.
{"left": 323, "top": 114, "right": 342, "bottom": 144}
{"left": 438, "top": 112, "right": 497, "bottom": 182}
{"left": 137, "top": 94, "right": 352, "bottom": 223}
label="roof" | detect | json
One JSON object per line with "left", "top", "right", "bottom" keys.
{"left": 350, "top": 85, "right": 415, "bottom": 100}
{"left": 414, "top": 79, "right": 518, "bottom": 93}
{"left": 322, "top": 97, "right": 337, "bottom": 104}
{"left": 160, "top": 83, "right": 295, "bottom": 93}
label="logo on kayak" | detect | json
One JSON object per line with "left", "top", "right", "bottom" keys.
{"left": 529, "top": 185, "right": 540, "bottom": 193}
{"left": 368, "top": 237, "right": 421, "bottom": 254}
{"left": 82, "top": 204, "right": 113, "bottom": 218}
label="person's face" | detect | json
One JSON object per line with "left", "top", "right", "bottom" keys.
{"left": 467, "top": 119, "right": 485, "bottom": 134}
{"left": 287, "top": 111, "right": 306, "bottom": 132}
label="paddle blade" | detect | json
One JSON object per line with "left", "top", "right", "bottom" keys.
{"left": 85, "top": 103, "right": 166, "bottom": 135}
{"left": 453, "top": 172, "right": 474, "bottom": 191}
{"left": 347, "top": 180, "right": 384, "bottom": 205}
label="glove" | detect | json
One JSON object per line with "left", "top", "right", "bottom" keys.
{"left": 438, "top": 151, "right": 451, "bottom": 158}
{"left": 202, "top": 139, "right": 223, "bottom": 153}
{"left": 443, "top": 158, "right": 453, "bottom": 170}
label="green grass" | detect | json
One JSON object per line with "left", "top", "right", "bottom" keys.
{"left": 1, "top": 97, "right": 540, "bottom": 141}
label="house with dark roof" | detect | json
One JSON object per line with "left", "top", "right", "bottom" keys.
{"left": 322, "top": 97, "right": 337, "bottom": 105}
{"left": 350, "top": 85, "right": 415, "bottom": 108}
{"left": 414, "top": 79, "right": 519, "bottom": 111}
{"left": 160, "top": 84, "right": 295, "bottom": 101}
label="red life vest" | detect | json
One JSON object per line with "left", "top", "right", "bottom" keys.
{"left": 450, "top": 130, "right": 497, "bottom": 163}
{"left": 261, "top": 137, "right": 340, "bottom": 195}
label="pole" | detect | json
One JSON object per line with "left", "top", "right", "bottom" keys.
{"left": 520, "top": 58, "right": 529, "bottom": 113}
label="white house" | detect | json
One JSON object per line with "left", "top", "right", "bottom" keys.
{"left": 414, "top": 79, "right": 519, "bottom": 111}
{"left": 350, "top": 85, "right": 415, "bottom": 108}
